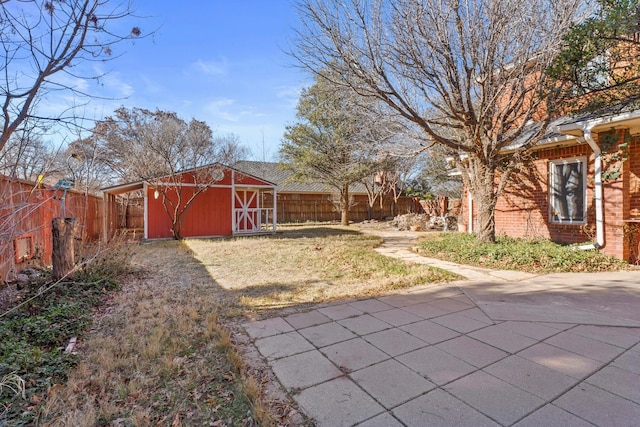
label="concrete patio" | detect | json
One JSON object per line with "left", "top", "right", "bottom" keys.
{"left": 242, "top": 231, "right": 640, "bottom": 426}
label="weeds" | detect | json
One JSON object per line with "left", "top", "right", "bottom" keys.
{"left": 0, "top": 237, "right": 132, "bottom": 425}
{"left": 416, "top": 232, "right": 629, "bottom": 273}
{"left": 36, "top": 241, "right": 275, "bottom": 427}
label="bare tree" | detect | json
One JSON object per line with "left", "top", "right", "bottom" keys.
{"left": 0, "top": 131, "right": 61, "bottom": 181}
{"left": 280, "top": 71, "right": 391, "bottom": 225}
{"left": 63, "top": 135, "right": 118, "bottom": 193}
{"left": 292, "top": 0, "right": 588, "bottom": 242}
{"left": 0, "top": 0, "right": 142, "bottom": 152}
{"left": 92, "top": 107, "right": 247, "bottom": 239}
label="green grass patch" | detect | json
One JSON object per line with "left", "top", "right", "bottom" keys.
{"left": 416, "top": 233, "right": 629, "bottom": 273}
{"left": 1, "top": 240, "right": 133, "bottom": 425}
{"left": 0, "top": 274, "right": 121, "bottom": 425}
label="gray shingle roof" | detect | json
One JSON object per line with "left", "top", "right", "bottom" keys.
{"left": 233, "top": 161, "right": 368, "bottom": 194}
{"left": 504, "top": 102, "right": 640, "bottom": 152}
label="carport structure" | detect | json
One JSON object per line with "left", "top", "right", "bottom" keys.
{"left": 102, "top": 164, "right": 277, "bottom": 240}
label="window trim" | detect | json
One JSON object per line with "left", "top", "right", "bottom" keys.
{"left": 549, "top": 156, "right": 588, "bottom": 225}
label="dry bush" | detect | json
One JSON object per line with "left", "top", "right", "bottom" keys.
{"left": 74, "top": 232, "right": 136, "bottom": 282}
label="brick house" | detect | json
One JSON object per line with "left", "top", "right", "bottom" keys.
{"left": 461, "top": 108, "right": 640, "bottom": 262}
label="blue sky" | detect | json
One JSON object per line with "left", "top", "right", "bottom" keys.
{"left": 67, "top": 1, "right": 309, "bottom": 161}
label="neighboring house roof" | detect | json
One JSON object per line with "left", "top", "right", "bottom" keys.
{"left": 233, "top": 160, "right": 369, "bottom": 195}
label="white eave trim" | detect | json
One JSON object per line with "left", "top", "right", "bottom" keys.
{"left": 502, "top": 134, "right": 579, "bottom": 154}
{"left": 555, "top": 109, "right": 640, "bottom": 135}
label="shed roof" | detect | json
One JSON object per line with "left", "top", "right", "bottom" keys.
{"left": 101, "top": 163, "right": 276, "bottom": 195}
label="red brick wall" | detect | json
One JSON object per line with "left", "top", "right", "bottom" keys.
{"left": 460, "top": 130, "right": 640, "bottom": 262}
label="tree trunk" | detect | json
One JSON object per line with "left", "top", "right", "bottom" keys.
{"left": 171, "top": 217, "right": 182, "bottom": 240}
{"left": 341, "top": 184, "right": 349, "bottom": 226}
{"left": 52, "top": 217, "right": 77, "bottom": 280}
{"left": 469, "top": 164, "right": 498, "bottom": 243}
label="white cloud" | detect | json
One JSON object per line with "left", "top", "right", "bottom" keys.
{"left": 100, "top": 72, "right": 135, "bottom": 98}
{"left": 275, "top": 83, "right": 304, "bottom": 109}
{"left": 191, "top": 58, "right": 228, "bottom": 76}
{"left": 204, "top": 98, "right": 253, "bottom": 123}
{"left": 276, "top": 84, "right": 303, "bottom": 100}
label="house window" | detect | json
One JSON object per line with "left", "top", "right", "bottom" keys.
{"left": 549, "top": 157, "right": 587, "bottom": 224}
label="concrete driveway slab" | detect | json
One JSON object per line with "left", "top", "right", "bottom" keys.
{"left": 512, "top": 404, "right": 596, "bottom": 427}
{"left": 284, "top": 309, "right": 332, "bottom": 329}
{"left": 363, "top": 328, "right": 427, "bottom": 357}
{"left": 243, "top": 316, "right": 293, "bottom": 339}
{"left": 254, "top": 331, "right": 314, "bottom": 360}
{"left": 611, "top": 344, "right": 640, "bottom": 374}
{"left": 243, "top": 231, "right": 640, "bottom": 426}
{"left": 270, "top": 350, "right": 342, "bottom": 389}
{"left": 397, "top": 346, "right": 476, "bottom": 385}
{"left": 298, "top": 321, "right": 356, "bottom": 347}
{"left": 460, "top": 272, "right": 640, "bottom": 326}
{"left": 483, "top": 355, "right": 578, "bottom": 400}
{"left": 517, "top": 342, "right": 604, "bottom": 378}
{"left": 585, "top": 365, "right": 640, "bottom": 404}
{"left": 444, "top": 370, "right": 545, "bottom": 426}
{"left": 431, "top": 310, "right": 494, "bottom": 333}
{"left": 294, "top": 377, "right": 384, "bottom": 427}
{"left": 370, "top": 307, "right": 423, "bottom": 326}
{"left": 350, "top": 359, "right": 435, "bottom": 409}
{"left": 544, "top": 330, "right": 627, "bottom": 362}
{"left": 393, "top": 389, "right": 500, "bottom": 427}
{"left": 497, "top": 320, "right": 565, "bottom": 341}
{"left": 554, "top": 382, "right": 640, "bottom": 427}
{"left": 338, "top": 314, "right": 392, "bottom": 335}
{"left": 318, "top": 303, "right": 364, "bottom": 320}
{"left": 468, "top": 324, "right": 538, "bottom": 353}
{"left": 400, "top": 301, "right": 450, "bottom": 318}
{"left": 321, "top": 338, "right": 389, "bottom": 372}
{"left": 435, "top": 335, "right": 508, "bottom": 368}
{"left": 569, "top": 324, "right": 640, "bottom": 348}
{"left": 377, "top": 293, "right": 425, "bottom": 308}
{"left": 427, "top": 296, "right": 475, "bottom": 313}
{"left": 356, "top": 412, "right": 404, "bottom": 427}
{"left": 400, "top": 319, "right": 461, "bottom": 344}
{"left": 347, "top": 298, "right": 395, "bottom": 313}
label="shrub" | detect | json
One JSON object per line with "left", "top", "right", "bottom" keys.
{"left": 416, "top": 233, "right": 628, "bottom": 273}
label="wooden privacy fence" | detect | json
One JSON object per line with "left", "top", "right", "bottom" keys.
{"left": 112, "top": 194, "right": 423, "bottom": 234}
{"left": 0, "top": 175, "right": 103, "bottom": 284}
{"left": 260, "top": 193, "right": 422, "bottom": 223}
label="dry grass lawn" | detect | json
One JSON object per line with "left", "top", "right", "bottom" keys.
{"left": 37, "top": 225, "right": 457, "bottom": 426}
{"left": 185, "top": 225, "right": 459, "bottom": 316}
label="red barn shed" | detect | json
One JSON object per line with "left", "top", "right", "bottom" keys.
{"left": 102, "top": 164, "right": 277, "bottom": 239}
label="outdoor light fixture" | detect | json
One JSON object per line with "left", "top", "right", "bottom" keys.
{"left": 154, "top": 189, "right": 160, "bottom": 199}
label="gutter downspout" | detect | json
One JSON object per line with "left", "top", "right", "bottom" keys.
{"left": 579, "top": 124, "right": 605, "bottom": 250}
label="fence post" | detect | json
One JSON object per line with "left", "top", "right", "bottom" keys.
{"left": 52, "top": 217, "right": 77, "bottom": 280}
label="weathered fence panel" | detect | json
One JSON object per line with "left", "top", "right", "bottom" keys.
{"left": 258, "top": 193, "right": 422, "bottom": 223}
{"left": 1, "top": 175, "right": 103, "bottom": 283}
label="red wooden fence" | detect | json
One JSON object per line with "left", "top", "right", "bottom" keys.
{"left": 0, "top": 175, "right": 103, "bottom": 283}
